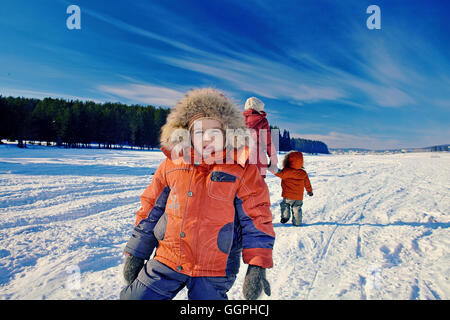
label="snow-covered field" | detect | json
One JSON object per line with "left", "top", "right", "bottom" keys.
{"left": 0, "top": 145, "right": 449, "bottom": 300}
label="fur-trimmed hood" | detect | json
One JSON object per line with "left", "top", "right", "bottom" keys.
{"left": 159, "top": 88, "right": 250, "bottom": 164}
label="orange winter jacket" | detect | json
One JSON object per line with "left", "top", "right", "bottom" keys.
{"left": 125, "top": 147, "right": 275, "bottom": 277}
{"left": 275, "top": 152, "right": 312, "bottom": 200}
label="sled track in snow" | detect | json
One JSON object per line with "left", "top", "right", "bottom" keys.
{"left": 304, "top": 180, "right": 385, "bottom": 299}
{"left": 304, "top": 224, "right": 340, "bottom": 299}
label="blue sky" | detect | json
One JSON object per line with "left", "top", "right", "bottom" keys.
{"left": 1, "top": 0, "right": 449, "bottom": 149}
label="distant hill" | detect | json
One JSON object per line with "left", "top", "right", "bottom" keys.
{"left": 330, "top": 144, "right": 449, "bottom": 154}
{"left": 404, "top": 144, "right": 449, "bottom": 152}
{"left": 330, "top": 147, "right": 372, "bottom": 153}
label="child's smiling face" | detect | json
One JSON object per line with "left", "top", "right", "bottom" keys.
{"left": 190, "top": 118, "right": 225, "bottom": 157}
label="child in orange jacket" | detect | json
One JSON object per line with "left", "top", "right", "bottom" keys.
{"left": 120, "top": 88, "right": 275, "bottom": 300}
{"left": 273, "top": 151, "right": 313, "bottom": 226}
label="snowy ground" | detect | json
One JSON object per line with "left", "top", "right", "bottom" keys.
{"left": 0, "top": 145, "right": 449, "bottom": 300}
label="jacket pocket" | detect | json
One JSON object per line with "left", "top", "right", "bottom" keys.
{"left": 153, "top": 212, "right": 168, "bottom": 241}
{"left": 208, "top": 171, "right": 237, "bottom": 201}
{"left": 217, "top": 222, "right": 234, "bottom": 254}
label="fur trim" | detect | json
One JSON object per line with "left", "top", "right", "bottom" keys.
{"left": 245, "top": 97, "right": 264, "bottom": 112}
{"left": 160, "top": 88, "right": 249, "bottom": 152}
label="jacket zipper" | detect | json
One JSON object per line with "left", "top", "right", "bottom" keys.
{"left": 177, "top": 165, "right": 195, "bottom": 274}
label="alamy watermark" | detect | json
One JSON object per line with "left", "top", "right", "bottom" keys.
{"left": 366, "top": 264, "right": 382, "bottom": 292}
{"left": 168, "top": 123, "right": 279, "bottom": 173}
{"left": 66, "top": 5, "right": 81, "bottom": 30}
{"left": 66, "top": 5, "right": 380, "bottom": 31}
{"left": 366, "top": 5, "right": 381, "bottom": 30}
{"left": 65, "top": 264, "right": 81, "bottom": 290}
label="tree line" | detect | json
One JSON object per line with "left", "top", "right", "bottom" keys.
{"left": 275, "top": 127, "right": 330, "bottom": 154}
{"left": 0, "top": 95, "right": 170, "bottom": 149}
{"left": 0, "top": 95, "right": 329, "bottom": 154}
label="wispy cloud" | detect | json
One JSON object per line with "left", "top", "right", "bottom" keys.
{"left": 153, "top": 49, "right": 348, "bottom": 105}
{"left": 81, "top": 6, "right": 348, "bottom": 106}
{"left": 348, "top": 81, "right": 415, "bottom": 108}
{"left": 82, "top": 2, "right": 440, "bottom": 113}
{"left": 98, "top": 84, "right": 185, "bottom": 106}
{"left": 81, "top": 5, "right": 207, "bottom": 58}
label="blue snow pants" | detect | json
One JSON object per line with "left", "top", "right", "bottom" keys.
{"left": 120, "top": 259, "right": 237, "bottom": 300}
{"left": 280, "top": 198, "right": 303, "bottom": 226}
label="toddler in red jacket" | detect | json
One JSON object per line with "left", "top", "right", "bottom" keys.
{"left": 274, "top": 151, "right": 313, "bottom": 226}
